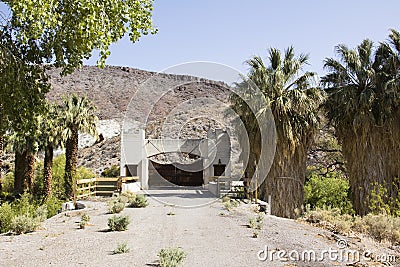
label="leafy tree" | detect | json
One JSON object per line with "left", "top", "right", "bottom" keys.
{"left": 232, "top": 47, "right": 324, "bottom": 218}
{"left": 38, "top": 103, "right": 64, "bottom": 198}
{"left": 321, "top": 33, "right": 400, "bottom": 215}
{"left": 0, "top": 25, "right": 49, "bottom": 195}
{"left": 1, "top": 0, "right": 156, "bottom": 196}
{"left": 60, "top": 95, "right": 98, "bottom": 199}
{"left": 4, "top": 0, "right": 157, "bottom": 74}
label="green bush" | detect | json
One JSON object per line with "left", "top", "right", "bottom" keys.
{"left": 108, "top": 197, "right": 126, "bottom": 214}
{"left": 304, "top": 171, "right": 353, "bottom": 214}
{"left": 120, "top": 191, "right": 136, "bottom": 203}
{"left": 10, "top": 214, "right": 41, "bottom": 234}
{"left": 34, "top": 205, "right": 48, "bottom": 222}
{"left": 108, "top": 215, "right": 130, "bottom": 231}
{"left": 101, "top": 165, "right": 120, "bottom": 177}
{"left": 0, "top": 202, "right": 13, "bottom": 233}
{"left": 81, "top": 213, "right": 90, "bottom": 223}
{"left": 113, "top": 241, "right": 130, "bottom": 254}
{"left": 128, "top": 194, "right": 148, "bottom": 208}
{"left": 43, "top": 196, "right": 63, "bottom": 218}
{"left": 158, "top": 247, "right": 186, "bottom": 267}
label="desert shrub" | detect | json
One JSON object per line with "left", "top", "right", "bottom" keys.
{"left": 223, "top": 199, "right": 239, "bottom": 212}
{"left": 128, "top": 194, "right": 148, "bottom": 208}
{"left": 43, "top": 196, "right": 63, "bottom": 218}
{"left": 221, "top": 195, "right": 230, "bottom": 203}
{"left": 0, "top": 202, "right": 13, "bottom": 233}
{"left": 113, "top": 241, "right": 130, "bottom": 254}
{"left": 10, "top": 214, "right": 41, "bottom": 234}
{"left": 101, "top": 165, "right": 120, "bottom": 177}
{"left": 81, "top": 213, "right": 90, "bottom": 223}
{"left": 304, "top": 172, "right": 353, "bottom": 214}
{"left": 354, "top": 214, "right": 400, "bottom": 244}
{"left": 108, "top": 215, "right": 130, "bottom": 231}
{"left": 34, "top": 205, "right": 48, "bottom": 222}
{"left": 158, "top": 247, "right": 186, "bottom": 267}
{"left": 120, "top": 191, "right": 136, "bottom": 203}
{"left": 367, "top": 181, "right": 400, "bottom": 217}
{"left": 249, "top": 214, "right": 263, "bottom": 230}
{"left": 108, "top": 197, "right": 126, "bottom": 214}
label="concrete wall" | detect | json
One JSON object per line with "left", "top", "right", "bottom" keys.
{"left": 120, "top": 128, "right": 231, "bottom": 189}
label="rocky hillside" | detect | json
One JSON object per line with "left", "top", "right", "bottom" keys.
{"left": 47, "top": 66, "right": 238, "bottom": 175}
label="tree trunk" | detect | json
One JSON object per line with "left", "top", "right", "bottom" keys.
{"left": 340, "top": 121, "right": 400, "bottom": 215}
{"left": 262, "top": 140, "right": 307, "bottom": 219}
{"left": 14, "top": 148, "right": 26, "bottom": 195}
{"left": 0, "top": 135, "right": 3, "bottom": 192}
{"left": 44, "top": 143, "right": 54, "bottom": 198}
{"left": 25, "top": 150, "right": 35, "bottom": 193}
{"left": 14, "top": 144, "right": 36, "bottom": 195}
{"left": 64, "top": 127, "right": 78, "bottom": 199}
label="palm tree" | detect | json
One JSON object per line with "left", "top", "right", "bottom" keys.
{"left": 232, "top": 47, "right": 324, "bottom": 218}
{"left": 38, "top": 103, "right": 64, "bottom": 199}
{"left": 321, "top": 36, "right": 400, "bottom": 215}
{"left": 60, "top": 95, "right": 98, "bottom": 199}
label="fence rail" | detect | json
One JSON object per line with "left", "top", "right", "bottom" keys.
{"left": 76, "top": 177, "right": 139, "bottom": 199}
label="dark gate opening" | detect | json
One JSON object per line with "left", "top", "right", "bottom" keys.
{"left": 148, "top": 160, "right": 203, "bottom": 187}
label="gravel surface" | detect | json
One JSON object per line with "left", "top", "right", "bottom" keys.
{"left": 1, "top": 188, "right": 398, "bottom": 267}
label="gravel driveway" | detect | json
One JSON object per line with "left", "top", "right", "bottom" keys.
{"left": 1, "top": 187, "right": 398, "bottom": 267}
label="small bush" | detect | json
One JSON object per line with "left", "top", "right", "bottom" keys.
{"left": 81, "top": 213, "right": 90, "bottom": 223}
{"left": 101, "top": 165, "right": 120, "bottom": 177}
{"left": 304, "top": 172, "right": 353, "bottom": 214}
{"left": 113, "top": 241, "right": 130, "bottom": 254}
{"left": 158, "top": 247, "right": 186, "bottom": 267}
{"left": 248, "top": 213, "right": 264, "bottom": 230}
{"left": 221, "top": 195, "right": 230, "bottom": 203}
{"left": 43, "top": 196, "right": 63, "bottom": 218}
{"left": 10, "top": 214, "right": 41, "bottom": 234}
{"left": 108, "top": 198, "right": 126, "bottom": 214}
{"left": 34, "top": 205, "right": 48, "bottom": 222}
{"left": 120, "top": 191, "right": 136, "bottom": 203}
{"left": 108, "top": 215, "right": 130, "bottom": 231}
{"left": 223, "top": 200, "right": 239, "bottom": 212}
{"left": 128, "top": 194, "right": 148, "bottom": 208}
{"left": 0, "top": 202, "right": 13, "bottom": 233}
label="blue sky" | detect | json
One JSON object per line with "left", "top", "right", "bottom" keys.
{"left": 2, "top": 1, "right": 400, "bottom": 82}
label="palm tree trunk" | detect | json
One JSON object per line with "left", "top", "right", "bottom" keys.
{"left": 44, "top": 143, "right": 54, "bottom": 198}
{"left": 64, "top": 126, "right": 78, "bottom": 199}
{"left": 14, "top": 148, "right": 26, "bottom": 195}
{"left": 0, "top": 135, "right": 3, "bottom": 192}
{"left": 25, "top": 150, "right": 35, "bottom": 193}
{"left": 262, "top": 142, "right": 307, "bottom": 219}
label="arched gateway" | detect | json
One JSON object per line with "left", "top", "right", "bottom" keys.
{"left": 120, "top": 128, "right": 231, "bottom": 189}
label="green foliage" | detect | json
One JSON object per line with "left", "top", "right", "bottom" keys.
{"left": 367, "top": 180, "right": 400, "bottom": 217}
{"left": 249, "top": 214, "right": 263, "bottom": 230}
{"left": 34, "top": 155, "right": 66, "bottom": 199}
{"left": 43, "top": 196, "right": 63, "bottom": 218}
{"left": 34, "top": 205, "right": 48, "bottom": 222}
{"left": 113, "top": 241, "right": 130, "bottom": 254}
{"left": 10, "top": 214, "right": 41, "bottom": 235}
{"left": 5, "top": 0, "right": 157, "bottom": 74}
{"left": 158, "top": 247, "right": 186, "bottom": 267}
{"left": 0, "top": 192, "right": 62, "bottom": 233}
{"left": 303, "top": 207, "right": 400, "bottom": 244}
{"left": 128, "top": 194, "right": 148, "bottom": 208}
{"left": 304, "top": 171, "right": 353, "bottom": 214}
{"left": 108, "top": 215, "right": 130, "bottom": 231}
{"left": 81, "top": 213, "right": 90, "bottom": 223}
{"left": 0, "top": 202, "right": 13, "bottom": 233}
{"left": 101, "top": 165, "right": 120, "bottom": 177}
{"left": 108, "top": 197, "right": 126, "bottom": 214}
{"left": 120, "top": 191, "right": 136, "bottom": 203}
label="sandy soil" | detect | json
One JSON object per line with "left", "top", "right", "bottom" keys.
{"left": 1, "top": 188, "right": 398, "bottom": 267}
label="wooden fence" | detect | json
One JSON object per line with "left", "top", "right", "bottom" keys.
{"left": 76, "top": 177, "right": 139, "bottom": 199}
